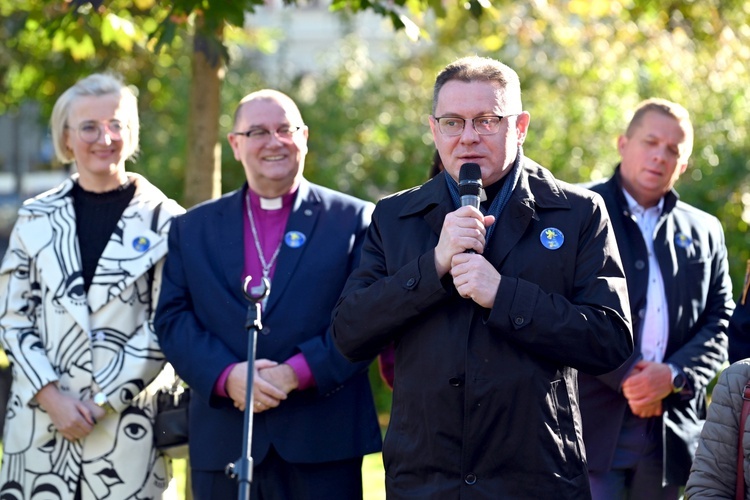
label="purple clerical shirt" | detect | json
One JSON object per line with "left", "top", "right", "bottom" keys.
{"left": 213, "top": 186, "right": 314, "bottom": 398}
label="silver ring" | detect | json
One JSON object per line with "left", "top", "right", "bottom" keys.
{"left": 255, "top": 401, "right": 262, "bottom": 407}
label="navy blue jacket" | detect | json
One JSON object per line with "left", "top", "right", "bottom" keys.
{"left": 579, "top": 167, "right": 733, "bottom": 486}
{"left": 154, "top": 179, "right": 382, "bottom": 470}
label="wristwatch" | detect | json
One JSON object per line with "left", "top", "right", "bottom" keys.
{"left": 93, "top": 392, "right": 115, "bottom": 414}
{"left": 667, "top": 363, "right": 687, "bottom": 393}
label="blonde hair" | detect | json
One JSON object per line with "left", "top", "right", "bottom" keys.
{"left": 50, "top": 73, "right": 140, "bottom": 164}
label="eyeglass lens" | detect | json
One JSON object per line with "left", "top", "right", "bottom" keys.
{"left": 240, "top": 126, "right": 301, "bottom": 140}
{"left": 75, "top": 121, "right": 125, "bottom": 143}
{"left": 438, "top": 116, "right": 502, "bottom": 136}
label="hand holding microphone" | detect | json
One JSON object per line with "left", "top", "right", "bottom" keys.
{"left": 450, "top": 163, "right": 500, "bottom": 306}
{"left": 434, "top": 163, "right": 495, "bottom": 277}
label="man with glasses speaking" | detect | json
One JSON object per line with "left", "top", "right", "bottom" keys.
{"left": 155, "top": 89, "right": 381, "bottom": 499}
{"left": 331, "top": 56, "right": 634, "bottom": 498}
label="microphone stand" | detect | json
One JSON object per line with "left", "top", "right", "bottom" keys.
{"left": 225, "top": 276, "right": 270, "bottom": 500}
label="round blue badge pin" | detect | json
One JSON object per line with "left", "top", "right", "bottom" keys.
{"left": 133, "top": 237, "right": 150, "bottom": 252}
{"left": 540, "top": 227, "right": 564, "bottom": 250}
{"left": 675, "top": 233, "right": 693, "bottom": 248}
{"left": 284, "top": 231, "right": 306, "bottom": 248}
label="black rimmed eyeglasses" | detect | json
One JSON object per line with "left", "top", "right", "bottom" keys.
{"left": 231, "top": 125, "right": 305, "bottom": 141}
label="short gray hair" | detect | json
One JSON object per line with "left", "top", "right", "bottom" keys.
{"left": 50, "top": 73, "right": 140, "bottom": 164}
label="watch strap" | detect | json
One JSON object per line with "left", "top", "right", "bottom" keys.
{"left": 93, "top": 392, "right": 115, "bottom": 413}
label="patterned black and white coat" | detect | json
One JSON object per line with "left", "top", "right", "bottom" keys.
{"left": 0, "top": 172, "right": 183, "bottom": 500}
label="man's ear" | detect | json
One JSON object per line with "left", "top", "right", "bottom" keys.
{"left": 227, "top": 133, "right": 242, "bottom": 161}
{"left": 616, "top": 135, "right": 628, "bottom": 156}
{"left": 515, "top": 112, "right": 531, "bottom": 145}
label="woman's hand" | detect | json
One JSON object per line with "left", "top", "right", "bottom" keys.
{"left": 35, "top": 383, "right": 99, "bottom": 441}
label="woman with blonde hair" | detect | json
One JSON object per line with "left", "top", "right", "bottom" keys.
{"left": 0, "top": 72, "right": 183, "bottom": 499}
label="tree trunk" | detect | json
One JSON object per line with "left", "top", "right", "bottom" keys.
{"left": 184, "top": 26, "right": 224, "bottom": 207}
{"left": 182, "top": 22, "right": 225, "bottom": 499}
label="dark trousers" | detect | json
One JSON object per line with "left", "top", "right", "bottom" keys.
{"left": 191, "top": 446, "right": 364, "bottom": 500}
{"left": 589, "top": 413, "right": 679, "bottom": 500}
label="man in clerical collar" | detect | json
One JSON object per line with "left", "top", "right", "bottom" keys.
{"left": 155, "top": 89, "right": 382, "bottom": 499}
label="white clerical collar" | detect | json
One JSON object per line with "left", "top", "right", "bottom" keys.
{"left": 259, "top": 196, "right": 283, "bottom": 210}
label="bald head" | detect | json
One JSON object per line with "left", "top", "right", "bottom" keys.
{"left": 233, "top": 89, "right": 303, "bottom": 130}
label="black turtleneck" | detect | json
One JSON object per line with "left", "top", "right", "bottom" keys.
{"left": 481, "top": 175, "right": 507, "bottom": 212}
{"left": 71, "top": 181, "right": 136, "bottom": 292}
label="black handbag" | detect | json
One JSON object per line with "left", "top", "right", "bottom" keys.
{"left": 154, "top": 377, "right": 190, "bottom": 458}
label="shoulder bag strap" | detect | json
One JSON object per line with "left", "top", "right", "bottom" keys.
{"left": 146, "top": 202, "right": 163, "bottom": 316}
{"left": 737, "top": 382, "right": 750, "bottom": 500}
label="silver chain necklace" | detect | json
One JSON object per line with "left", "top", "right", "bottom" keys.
{"left": 245, "top": 192, "right": 283, "bottom": 283}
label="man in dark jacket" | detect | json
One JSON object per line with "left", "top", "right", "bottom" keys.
{"left": 332, "top": 56, "right": 633, "bottom": 499}
{"left": 578, "top": 98, "right": 733, "bottom": 499}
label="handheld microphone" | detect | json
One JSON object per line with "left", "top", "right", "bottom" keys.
{"left": 458, "top": 163, "right": 482, "bottom": 254}
{"left": 459, "top": 163, "right": 482, "bottom": 209}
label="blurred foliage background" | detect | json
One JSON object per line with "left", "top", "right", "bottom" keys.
{"left": 2, "top": 0, "right": 750, "bottom": 415}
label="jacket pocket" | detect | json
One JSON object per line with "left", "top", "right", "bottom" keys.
{"left": 545, "top": 377, "right": 585, "bottom": 479}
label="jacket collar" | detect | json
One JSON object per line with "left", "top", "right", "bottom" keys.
{"left": 609, "top": 164, "right": 680, "bottom": 216}
{"left": 397, "top": 172, "right": 454, "bottom": 236}
{"left": 487, "top": 157, "right": 570, "bottom": 265}
{"left": 395, "top": 157, "right": 570, "bottom": 268}
{"left": 15, "top": 173, "right": 169, "bottom": 328}
{"left": 224, "top": 179, "right": 320, "bottom": 317}
{"left": 264, "top": 179, "right": 319, "bottom": 316}
{"left": 397, "top": 156, "right": 571, "bottom": 235}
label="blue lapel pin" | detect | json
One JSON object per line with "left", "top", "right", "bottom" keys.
{"left": 540, "top": 227, "right": 564, "bottom": 250}
{"left": 285, "top": 231, "right": 306, "bottom": 248}
{"left": 133, "top": 237, "right": 150, "bottom": 252}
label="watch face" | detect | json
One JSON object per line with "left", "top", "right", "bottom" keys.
{"left": 667, "top": 364, "right": 685, "bottom": 392}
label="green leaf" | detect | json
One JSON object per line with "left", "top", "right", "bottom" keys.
{"left": 102, "top": 13, "right": 140, "bottom": 52}
{"left": 68, "top": 33, "right": 97, "bottom": 61}
{"left": 153, "top": 18, "right": 177, "bottom": 53}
